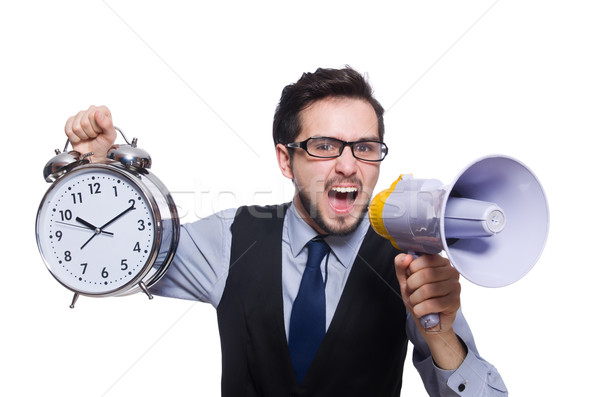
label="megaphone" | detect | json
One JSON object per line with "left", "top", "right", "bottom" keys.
{"left": 369, "top": 155, "right": 549, "bottom": 329}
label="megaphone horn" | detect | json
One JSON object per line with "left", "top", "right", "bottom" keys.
{"left": 369, "top": 155, "right": 549, "bottom": 330}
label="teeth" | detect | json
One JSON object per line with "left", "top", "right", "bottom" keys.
{"left": 331, "top": 186, "right": 358, "bottom": 193}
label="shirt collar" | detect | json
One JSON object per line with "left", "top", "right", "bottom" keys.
{"left": 285, "top": 201, "right": 370, "bottom": 268}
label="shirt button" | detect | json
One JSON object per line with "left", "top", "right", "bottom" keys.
{"left": 458, "top": 383, "right": 466, "bottom": 392}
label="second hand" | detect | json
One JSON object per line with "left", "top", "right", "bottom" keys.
{"left": 55, "top": 221, "right": 114, "bottom": 236}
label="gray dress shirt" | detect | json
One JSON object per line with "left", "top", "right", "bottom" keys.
{"left": 151, "top": 203, "right": 508, "bottom": 396}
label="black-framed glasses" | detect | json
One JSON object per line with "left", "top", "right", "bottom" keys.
{"left": 286, "top": 136, "right": 388, "bottom": 162}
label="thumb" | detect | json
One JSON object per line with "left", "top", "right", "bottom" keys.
{"left": 394, "top": 253, "right": 411, "bottom": 289}
{"left": 395, "top": 253, "right": 417, "bottom": 312}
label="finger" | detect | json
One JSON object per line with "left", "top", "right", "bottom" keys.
{"left": 64, "top": 115, "right": 81, "bottom": 144}
{"left": 408, "top": 254, "right": 449, "bottom": 275}
{"left": 408, "top": 277, "right": 461, "bottom": 309}
{"left": 78, "top": 107, "right": 98, "bottom": 139}
{"left": 406, "top": 265, "right": 459, "bottom": 292}
{"left": 88, "top": 107, "right": 103, "bottom": 134}
{"left": 412, "top": 289, "right": 461, "bottom": 319}
{"left": 70, "top": 110, "right": 90, "bottom": 142}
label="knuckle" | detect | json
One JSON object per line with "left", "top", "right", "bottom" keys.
{"left": 414, "top": 300, "right": 434, "bottom": 318}
{"left": 406, "top": 277, "right": 419, "bottom": 292}
{"left": 420, "top": 284, "right": 439, "bottom": 302}
{"left": 455, "top": 280, "right": 461, "bottom": 293}
{"left": 409, "top": 294, "right": 418, "bottom": 307}
{"left": 66, "top": 132, "right": 81, "bottom": 144}
{"left": 424, "top": 268, "right": 437, "bottom": 281}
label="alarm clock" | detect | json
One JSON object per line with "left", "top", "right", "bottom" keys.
{"left": 36, "top": 128, "right": 179, "bottom": 308}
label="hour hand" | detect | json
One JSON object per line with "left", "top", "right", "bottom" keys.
{"left": 75, "top": 217, "right": 114, "bottom": 236}
{"left": 76, "top": 217, "right": 99, "bottom": 231}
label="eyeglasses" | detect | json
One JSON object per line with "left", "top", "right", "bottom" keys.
{"left": 286, "top": 136, "right": 388, "bottom": 162}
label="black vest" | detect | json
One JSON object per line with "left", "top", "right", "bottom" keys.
{"left": 217, "top": 205, "right": 408, "bottom": 396}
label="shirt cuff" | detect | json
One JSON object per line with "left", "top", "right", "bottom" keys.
{"left": 434, "top": 342, "right": 508, "bottom": 396}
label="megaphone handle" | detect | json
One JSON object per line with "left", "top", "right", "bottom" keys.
{"left": 409, "top": 252, "right": 441, "bottom": 331}
{"left": 420, "top": 313, "right": 441, "bottom": 330}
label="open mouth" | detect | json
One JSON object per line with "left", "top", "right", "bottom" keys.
{"left": 328, "top": 186, "right": 359, "bottom": 213}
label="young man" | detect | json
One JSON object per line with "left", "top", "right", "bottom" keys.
{"left": 64, "top": 67, "right": 507, "bottom": 396}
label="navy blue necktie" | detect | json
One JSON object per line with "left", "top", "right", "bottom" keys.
{"left": 289, "top": 238, "right": 330, "bottom": 383}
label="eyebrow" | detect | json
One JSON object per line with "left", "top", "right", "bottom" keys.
{"left": 313, "top": 135, "right": 383, "bottom": 142}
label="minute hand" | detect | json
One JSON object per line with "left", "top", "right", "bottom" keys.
{"left": 98, "top": 203, "right": 136, "bottom": 230}
{"left": 80, "top": 203, "right": 135, "bottom": 250}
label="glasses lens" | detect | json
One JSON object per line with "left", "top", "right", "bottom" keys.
{"left": 306, "top": 138, "right": 342, "bottom": 158}
{"left": 351, "top": 141, "right": 386, "bottom": 161}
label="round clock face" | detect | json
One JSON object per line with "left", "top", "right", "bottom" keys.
{"left": 36, "top": 166, "right": 157, "bottom": 295}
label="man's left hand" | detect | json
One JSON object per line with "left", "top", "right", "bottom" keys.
{"left": 395, "top": 253, "right": 461, "bottom": 335}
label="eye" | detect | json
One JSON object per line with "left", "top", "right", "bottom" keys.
{"left": 309, "top": 138, "right": 340, "bottom": 154}
{"left": 314, "top": 143, "right": 335, "bottom": 151}
{"left": 354, "top": 142, "right": 375, "bottom": 152}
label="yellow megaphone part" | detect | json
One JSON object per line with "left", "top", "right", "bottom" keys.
{"left": 368, "top": 175, "right": 406, "bottom": 250}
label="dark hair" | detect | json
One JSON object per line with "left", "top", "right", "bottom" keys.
{"left": 272, "top": 66, "right": 385, "bottom": 147}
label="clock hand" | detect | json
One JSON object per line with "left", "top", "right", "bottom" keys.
{"left": 56, "top": 220, "right": 114, "bottom": 236}
{"left": 80, "top": 202, "right": 135, "bottom": 250}
{"left": 75, "top": 216, "right": 99, "bottom": 231}
{"left": 98, "top": 202, "right": 136, "bottom": 230}
{"left": 80, "top": 232, "right": 98, "bottom": 250}
{"left": 73, "top": 217, "right": 115, "bottom": 235}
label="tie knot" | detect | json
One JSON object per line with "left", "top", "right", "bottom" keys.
{"left": 306, "top": 239, "right": 330, "bottom": 269}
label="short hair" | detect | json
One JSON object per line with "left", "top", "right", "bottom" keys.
{"left": 272, "top": 66, "right": 385, "bottom": 147}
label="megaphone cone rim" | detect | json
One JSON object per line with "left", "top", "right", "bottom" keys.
{"left": 440, "top": 154, "right": 550, "bottom": 288}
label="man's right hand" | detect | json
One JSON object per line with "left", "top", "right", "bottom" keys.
{"left": 64, "top": 105, "right": 117, "bottom": 163}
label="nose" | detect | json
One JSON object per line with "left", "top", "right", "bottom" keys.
{"left": 334, "top": 146, "right": 358, "bottom": 176}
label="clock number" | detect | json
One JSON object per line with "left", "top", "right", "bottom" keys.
{"left": 55, "top": 230, "right": 63, "bottom": 241}
{"left": 64, "top": 251, "right": 72, "bottom": 262}
{"left": 121, "top": 259, "right": 128, "bottom": 271}
{"left": 128, "top": 199, "right": 136, "bottom": 210}
{"left": 71, "top": 192, "right": 83, "bottom": 204}
{"left": 133, "top": 242, "right": 141, "bottom": 252}
{"left": 88, "top": 182, "right": 101, "bottom": 195}
{"left": 113, "top": 186, "right": 118, "bottom": 197}
{"left": 137, "top": 220, "right": 145, "bottom": 231}
{"left": 101, "top": 267, "right": 109, "bottom": 278}
{"left": 59, "top": 210, "right": 72, "bottom": 221}
{"left": 80, "top": 263, "right": 88, "bottom": 274}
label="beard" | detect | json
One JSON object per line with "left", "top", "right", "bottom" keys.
{"left": 296, "top": 179, "right": 370, "bottom": 236}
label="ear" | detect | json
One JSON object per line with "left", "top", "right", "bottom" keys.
{"left": 276, "top": 143, "right": 294, "bottom": 180}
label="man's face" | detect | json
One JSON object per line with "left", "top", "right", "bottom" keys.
{"left": 276, "top": 97, "right": 382, "bottom": 236}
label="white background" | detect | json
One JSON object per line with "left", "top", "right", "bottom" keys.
{"left": 1, "top": 1, "right": 598, "bottom": 395}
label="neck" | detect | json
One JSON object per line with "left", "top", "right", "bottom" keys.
{"left": 292, "top": 196, "right": 329, "bottom": 236}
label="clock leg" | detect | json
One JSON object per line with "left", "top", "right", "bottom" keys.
{"left": 139, "top": 282, "right": 154, "bottom": 300}
{"left": 69, "top": 293, "right": 79, "bottom": 309}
